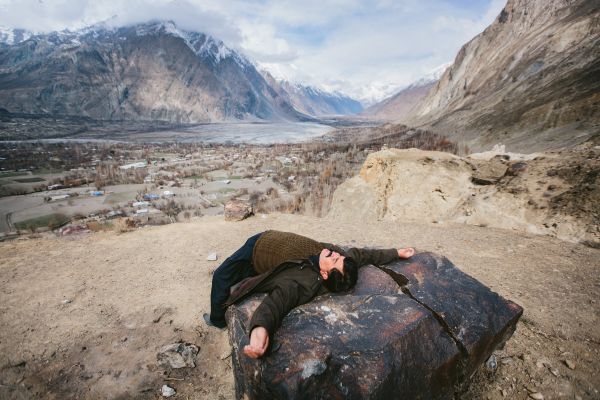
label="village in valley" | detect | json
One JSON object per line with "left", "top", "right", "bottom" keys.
{"left": 0, "top": 140, "right": 356, "bottom": 239}
{"left": 0, "top": 124, "right": 462, "bottom": 240}
{"left": 0, "top": 141, "right": 304, "bottom": 238}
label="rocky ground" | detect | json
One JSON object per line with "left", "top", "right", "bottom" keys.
{"left": 0, "top": 213, "right": 598, "bottom": 399}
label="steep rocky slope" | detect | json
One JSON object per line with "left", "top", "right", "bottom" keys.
{"left": 403, "top": 0, "right": 600, "bottom": 152}
{"left": 364, "top": 81, "right": 435, "bottom": 121}
{"left": 277, "top": 80, "right": 363, "bottom": 116}
{"left": 261, "top": 71, "right": 363, "bottom": 116}
{"left": 329, "top": 144, "right": 599, "bottom": 247}
{"left": 364, "top": 63, "right": 449, "bottom": 121}
{"left": 0, "top": 22, "right": 308, "bottom": 123}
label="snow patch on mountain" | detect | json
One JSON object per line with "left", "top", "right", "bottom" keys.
{"left": 0, "top": 20, "right": 250, "bottom": 70}
{"left": 0, "top": 27, "right": 34, "bottom": 45}
{"left": 133, "top": 21, "right": 250, "bottom": 67}
{"left": 407, "top": 62, "right": 452, "bottom": 89}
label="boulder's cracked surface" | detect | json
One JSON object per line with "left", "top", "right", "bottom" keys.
{"left": 226, "top": 253, "right": 523, "bottom": 399}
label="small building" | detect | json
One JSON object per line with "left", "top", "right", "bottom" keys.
{"left": 143, "top": 194, "right": 160, "bottom": 201}
{"left": 47, "top": 184, "right": 65, "bottom": 190}
{"left": 106, "top": 210, "right": 124, "bottom": 219}
{"left": 119, "top": 161, "right": 148, "bottom": 170}
{"left": 132, "top": 201, "right": 150, "bottom": 208}
{"left": 275, "top": 156, "right": 293, "bottom": 166}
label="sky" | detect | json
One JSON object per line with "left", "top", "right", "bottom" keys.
{"left": 0, "top": 0, "right": 506, "bottom": 103}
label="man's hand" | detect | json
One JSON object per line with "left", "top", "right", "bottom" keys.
{"left": 397, "top": 247, "right": 415, "bottom": 258}
{"left": 244, "top": 327, "right": 269, "bottom": 358}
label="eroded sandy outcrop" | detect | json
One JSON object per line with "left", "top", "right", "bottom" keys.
{"left": 329, "top": 146, "right": 599, "bottom": 246}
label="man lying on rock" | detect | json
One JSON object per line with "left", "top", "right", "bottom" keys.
{"left": 204, "top": 230, "right": 415, "bottom": 358}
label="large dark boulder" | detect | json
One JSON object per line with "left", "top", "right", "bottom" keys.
{"left": 226, "top": 252, "right": 523, "bottom": 399}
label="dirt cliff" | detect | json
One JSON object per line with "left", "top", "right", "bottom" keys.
{"left": 328, "top": 144, "right": 599, "bottom": 247}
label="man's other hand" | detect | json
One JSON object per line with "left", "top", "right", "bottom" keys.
{"left": 244, "top": 327, "right": 269, "bottom": 358}
{"left": 397, "top": 247, "right": 415, "bottom": 258}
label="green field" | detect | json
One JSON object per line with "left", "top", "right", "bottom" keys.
{"left": 13, "top": 177, "right": 46, "bottom": 183}
{"left": 15, "top": 213, "right": 70, "bottom": 230}
{"left": 103, "top": 192, "right": 134, "bottom": 204}
{"left": 0, "top": 172, "right": 29, "bottom": 178}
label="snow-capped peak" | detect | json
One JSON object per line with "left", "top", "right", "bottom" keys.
{"left": 1, "top": 20, "right": 250, "bottom": 69}
{"left": 0, "top": 27, "right": 34, "bottom": 45}
{"left": 131, "top": 20, "right": 249, "bottom": 66}
{"left": 408, "top": 62, "right": 452, "bottom": 89}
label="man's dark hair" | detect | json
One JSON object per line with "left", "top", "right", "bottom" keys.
{"left": 323, "top": 257, "right": 358, "bottom": 292}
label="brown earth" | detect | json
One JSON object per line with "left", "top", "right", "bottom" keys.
{"left": 0, "top": 213, "right": 598, "bottom": 399}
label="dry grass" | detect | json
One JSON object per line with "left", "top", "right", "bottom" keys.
{"left": 251, "top": 126, "right": 464, "bottom": 217}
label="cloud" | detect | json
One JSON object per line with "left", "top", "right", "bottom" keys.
{"left": 237, "top": 20, "right": 297, "bottom": 63}
{"left": 0, "top": 0, "right": 507, "bottom": 103}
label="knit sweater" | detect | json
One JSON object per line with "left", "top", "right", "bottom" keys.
{"left": 252, "top": 230, "right": 326, "bottom": 274}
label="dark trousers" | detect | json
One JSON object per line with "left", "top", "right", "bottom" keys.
{"left": 209, "top": 232, "right": 262, "bottom": 327}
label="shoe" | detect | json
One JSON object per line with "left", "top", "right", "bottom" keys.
{"left": 203, "top": 313, "right": 226, "bottom": 330}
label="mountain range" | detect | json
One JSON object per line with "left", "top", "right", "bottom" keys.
{"left": 371, "top": 0, "right": 600, "bottom": 152}
{"left": 1, "top": 0, "right": 599, "bottom": 150}
{"left": 0, "top": 21, "right": 362, "bottom": 124}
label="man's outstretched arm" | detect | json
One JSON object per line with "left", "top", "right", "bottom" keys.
{"left": 244, "top": 326, "right": 269, "bottom": 358}
{"left": 324, "top": 243, "right": 414, "bottom": 267}
{"left": 244, "top": 278, "right": 317, "bottom": 358}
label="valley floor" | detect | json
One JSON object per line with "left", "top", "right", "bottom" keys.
{"left": 0, "top": 214, "right": 598, "bottom": 399}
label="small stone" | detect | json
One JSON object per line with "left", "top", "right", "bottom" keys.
{"left": 564, "top": 360, "right": 576, "bottom": 370}
{"left": 535, "top": 357, "right": 551, "bottom": 369}
{"left": 529, "top": 393, "right": 544, "bottom": 400}
{"left": 62, "top": 299, "right": 72, "bottom": 304}
{"left": 224, "top": 200, "right": 253, "bottom": 221}
{"left": 501, "top": 389, "right": 508, "bottom": 397}
{"left": 157, "top": 343, "right": 199, "bottom": 369}
{"left": 550, "top": 368, "right": 559, "bottom": 377}
{"left": 501, "top": 357, "right": 514, "bottom": 365}
{"left": 207, "top": 253, "right": 218, "bottom": 261}
{"left": 519, "top": 353, "right": 531, "bottom": 362}
{"left": 161, "top": 384, "right": 176, "bottom": 397}
{"left": 486, "top": 354, "right": 497, "bottom": 371}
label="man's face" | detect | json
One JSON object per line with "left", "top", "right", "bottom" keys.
{"left": 318, "top": 248, "right": 345, "bottom": 280}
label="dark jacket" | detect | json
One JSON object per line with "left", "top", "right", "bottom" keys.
{"left": 225, "top": 230, "right": 400, "bottom": 338}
